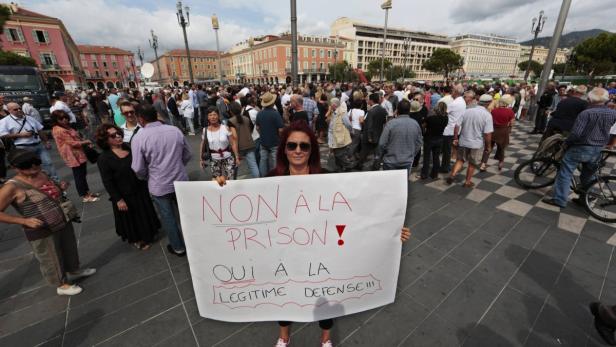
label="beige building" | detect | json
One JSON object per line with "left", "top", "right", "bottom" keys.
{"left": 450, "top": 34, "right": 520, "bottom": 79}
{"left": 330, "top": 17, "right": 451, "bottom": 81}
{"left": 520, "top": 45, "right": 569, "bottom": 65}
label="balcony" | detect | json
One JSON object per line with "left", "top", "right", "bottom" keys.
{"left": 40, "top": 64, "right": 61, "bottom": 71}
{"left": 285, "top": 68, "right": 328, "bottom": 74}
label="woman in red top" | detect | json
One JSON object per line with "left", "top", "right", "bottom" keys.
{"left": 51, "top": 110, "right": 99, "bottom": 202}
{"left": 216, "top": 121, "right": 411, "bottom": 347}
{"left": 481, "top": 97, "right": 516, "bottom": 171}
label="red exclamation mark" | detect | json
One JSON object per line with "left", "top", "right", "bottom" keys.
{"left": 336, "top": 225, "right": 346, "bottom": 246}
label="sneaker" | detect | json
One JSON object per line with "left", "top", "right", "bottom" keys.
{"left": 166, "top": 244, "right": 186, "bottom": 257}
{"left": 57, "top": 284, "right": 83, "bottom": 296}
{"left": 274, "top": 338, "right": 290, "bottom": 347}
{"left": 321, "top": 341, "right": 333, "bottom": 347}
{"left": 188, "top": 132, "right": 196, "bottom": 136}
{"left": 67, "top": 268, "right": 96, "bottom": 281}
{"left": 82, "top": 196, "right": 99, "bottom": 203}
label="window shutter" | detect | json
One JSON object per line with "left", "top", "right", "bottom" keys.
{"left": 43, "top": 31, "right": 50, "bottom": 43}
{"left": 39, "top": 53, "right": 45, "bottom": 64}
{"left": 5, "top": 29, "right": 14, "bottom": 42}
{"left": 17, "top": 28, "right": 24, "bottom": 42}
{"left": 32, "top": 29, "right": 38, "bottom": 43}
{"left": 51, "top": 53, "right": 57, "bottom": 64}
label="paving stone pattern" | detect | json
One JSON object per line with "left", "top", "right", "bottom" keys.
{"left": 0, "top": 121, "right": 614, "bottom": 346}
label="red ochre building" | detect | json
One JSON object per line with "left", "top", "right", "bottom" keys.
{"left": 77, "top": 45, "right": 140, "bottom": 90}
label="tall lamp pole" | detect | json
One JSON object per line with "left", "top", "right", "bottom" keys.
{"left": 149, "top": 30, "right": 162, "bottom": 82}
{"left": 380, "top": 0, "right": 392, "bottom": 82}
{"left": 212, "top": 14, "right": 223, "bottom": 83}
{"left": 523, "top": 10, "right": 547, "bottom": 82}
{"left": 290, "top": 0, "right": 298, "bottom": 86}
{"left": 176, "top": 1, "right": 194, "bottom": 84}
{"left": 248, "top": 37, "right": 256, "bottom": 84}
{"left": 137, "top": 47, "right": 144, "bottom": 67}
{"left": 402, "top": 37, "right": 411, "bottom": 80}
{"left": 333, "top": 35, "right": 339, "bottom": 82}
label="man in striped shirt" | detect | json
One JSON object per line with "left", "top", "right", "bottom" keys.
{"left": 543, "top": 88, "right": 616, "bottom": 208}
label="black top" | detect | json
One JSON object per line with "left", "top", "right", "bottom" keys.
{"left": 290, "top": 110, "right": 309, "bottom": 124}
{"left": 167, "top": 97, "right": 180, "bottom": 117}
{"left": 97, "top": 145, "right": 147, "bottom": 202}
{"left": 424, "top": 114, "right": 449, "bottom": 138}
{"left": 362, "top": 105, "right": 387, "bottom": 144}
{"left": 547, "top": 97, "right": 589, "bottom": 132}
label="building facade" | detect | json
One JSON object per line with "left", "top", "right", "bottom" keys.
{"left": 78, "top": 45, "right": 139, "bottom": 90}
{"left": 0, "top": 3, "right": 85, "bottom": 90}
{"left": 450, "top": 34, "right": 521, "bottom": 79}
{"left": 330, "top": 17, "right": 451, "bottom": 81}
{"left": 520, "top": 45, "right": 569, "bottom": 65}
{"left": 150, "top": 49, "right": 219, "bottom": 86}
{"left": 224, "top": 34, "right": 344, "bottom": 85}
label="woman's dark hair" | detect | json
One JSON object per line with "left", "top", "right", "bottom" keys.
{"left": 320, "top": 93, "right": 328, "bottom": 102}
{"left": 433, "top": 102, "right": 448, "bottom": 117}
{"left": 50, "top": 110, "right": 69, "bottom": 126}
{"left": 229, "top": 102, "right": 243, "bottom": 125}
{"left": 270, "top": 121, "right": 322, "bottom": 176}
{"left": 207, "top": 106, "right": 219, "bottom": 116}
{"left": 95, "top": 123, "right": 123, "bottom": 150}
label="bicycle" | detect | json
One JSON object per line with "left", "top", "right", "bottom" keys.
{"left": 514, "top": 144, "right": 616, "bottom": 223}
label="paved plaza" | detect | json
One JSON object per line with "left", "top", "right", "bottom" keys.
{"left": 1, "top": 121, "right": 615, "bottom": 346}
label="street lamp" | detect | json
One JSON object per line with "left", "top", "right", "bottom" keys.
{"left": 212, "top": 14, "right": 223, "bottom": 83}
{"left": 149, "top": 29, "right": 162, "bottom": 82}
{"left": 380, "top": 0, "right": 392, "bottom": 82}
{"left": 176, "top": 1, "right": 194, "bottom": 84}
{"left": 290, "top": 0, "right": 298, "bottom": 86}
{"left": 248, "top": 37, "right": 256, "bottom": 84}
{"left": 333, "top": 35, "right": 339, "bottom": 81}
{"left": 523, "top": 10, "right": 547, "bottom": 82}
{"left": 137, "top": 46, "right": 144, "bottom": 67}
{"left": 402, "top": 37, "right": 411, "bottom": 80}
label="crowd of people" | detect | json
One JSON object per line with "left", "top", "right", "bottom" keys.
{"left": 0, "top": 78, "right": 615, "bottom": 346}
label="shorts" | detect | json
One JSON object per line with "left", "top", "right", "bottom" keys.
{"left": 210, "top": 156, "right": 235, "bottom": 178}
{"left": 457, "top": 146, "right": 484, "bottom": 166}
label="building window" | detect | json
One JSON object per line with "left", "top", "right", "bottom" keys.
{"left": 286, "top": 61, "right": 291, "bottom": 69}
{"left": 124, "top": 55, "right": 129, "bottom": 62}
{"left": 90, "top": 54, "right": 96, "bottom": 60}
{"left": 7, "top": 28, "right": 24, "bottom": 42}
{"left": 112, "top": 62, "right": 117, "bottom": 68}
{"left": 81, "top": 60, "right": 87, "bottom": 67}
{"left": 93, "top": 61, "right": 98, "bottom": 68}
{"left": 311, "top": 62, "right": 316, "bottom": 70}
{"left": 327, "top": 50, "right": 331, "bottom": 58}
{"left": 273, "top": 48, "right": 277, "bottom": 58}
{"left": 303, "top": 61, "right": 308, "bottom": 70}
{"left": 115, "top": 71, "right": 119, "bottom": 77}
{"left": 32, "top": 30, "right": 49, "bottom": 43}
{"left": 105, "top": 71, "right": 110, "bottom": 77}
{"left": 320, "top": 49, "right": 324, "bottom": 58}
{"left": 312, "top": 49, "right": 316, "bottom": 58}
{"left": 85, "top": 70, "right": 91, "bottom": 78}
{"left": 101, "top": 54, "right": 106, "bottom": 60}
{"left": 95, "top": 70, "right": 100, "bottom": 78}
{"left": 103, "top": 62, "right": 108, "bottom": 68}
{"left": 40, "top": 52, "right": 56, "bottom": 65}
{"left": 303, "top": 48, "right": 308, "bottom": 58}
{"left": 286, "top": 47, "right": 290, "bottom": 57}
{"left": 111, "top": 55, "right": 116, "bottom": 61}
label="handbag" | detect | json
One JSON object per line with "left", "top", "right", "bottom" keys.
{"left": 60, "top": 196, "right": 81, "bottom": 223}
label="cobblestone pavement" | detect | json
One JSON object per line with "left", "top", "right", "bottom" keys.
{"left": 0, "top": 121, "right": 614, "bottom": 346}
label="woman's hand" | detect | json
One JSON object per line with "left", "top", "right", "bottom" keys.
{"left": 117, "top": 199, "right": 128, "bottom": 212}
{"left": 22, "top": 217, "right": 44, "bottom": 229}
{"left": 400, "top": 227, "right": 411, "bottom": 243}
{"left": 214, "top": 176, "right": 227, "bottom": 187}
{"left": 235, "top": 156, "right": 241, "bottom": 166}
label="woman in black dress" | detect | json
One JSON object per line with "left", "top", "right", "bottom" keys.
{"left": 95, "top": 124, "right": 160, "bottom": 249}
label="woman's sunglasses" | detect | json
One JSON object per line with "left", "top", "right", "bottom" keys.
{"left": 285, "top": 141, "right": 311, "bottom": 152}
{"left": 14, "top": 158, "right": 42, "bottom": 170}
{"left": 107, "top": 131, "right": 123, "bottom": 139}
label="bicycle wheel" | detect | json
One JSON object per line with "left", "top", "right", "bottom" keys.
{"left": 514, "top": 157, "right": 558, "bottom": 189}
{"left": 584, "top": 175, "right": 616, "bottom": 223}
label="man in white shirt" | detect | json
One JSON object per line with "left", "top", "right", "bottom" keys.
{"left": 446, "top": 94, "right": 494, "bottom": 188}
{"left": 21, "top": 97, "right": 42, "bottom": 124}
{"left": 440, "top": 83, "right": 466, "bottom": 173}
{"left": 380, "top": 91, "right": 394, "bottom": 119}
{"left": 0, "top": 102, "right": 59, "bottom": 181}
{"left": 49, "top": 93, "right": 77, "bottom": 126}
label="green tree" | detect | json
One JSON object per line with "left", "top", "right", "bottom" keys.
{"left": 572, "top": 33, "right": 616, "bottom": 78}
{"left": 422, "top": 48, "right": 464, "bottom": 81}
{"left": 0, "top": 5, "right": 10, "bottom": 34}
{"left": 518, "top": 60, "right": 543, "bottom": 78}
{"left": 367, "top": 59, "right": 392, "bottom": 81}
{"left": 0, "top": 51, "right": 36, "bottom": 66}
{"left": 329, "top": 61, "right": 353, "bottom": 82}
{"left": 389, "top": 66, "right": 415, "bottom": 81}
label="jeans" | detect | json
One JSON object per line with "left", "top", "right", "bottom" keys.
{"left": 184, "top": 117, "right": 195, "bottom": 134}
{"left": 259, "top": 145, "right": 277, "bottom": 176}
{"left": 71, "top": 162, "right": 89, "bottom": 197}
{"left": 199, "top": 106, "right": 208, "bottom": 128}
{"left": 383, "top": 162, "right": 412, "bottom": 177}
{"left": 421, "top": 137, "right": 443, "bottom": 178}
{"left": 18, "top": 143, "right": 59, "bottom": 182}
{"left": 440, "top": 135, "right": 454, "bottom": 173}
{"left": 152, "top": 193, "right": 185, "bottom": 252}
{"left": 552, "top": 145, "right": 602, "bottom": 207}
{"left": 241, "top": 148, "right": 260, "bottom": 178}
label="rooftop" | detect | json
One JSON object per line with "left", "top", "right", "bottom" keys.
{"left": 164, "top": 49, "right": 219, "bottom": 57}
{"left": 77, "top": 45, "right": 133, "bottom": 55}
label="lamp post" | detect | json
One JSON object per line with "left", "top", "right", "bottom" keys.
{"left": 523, "top": 10, "right": 547, "bottom": 82}
{"left": 149, "top": 30, "right": 162, "bottom": 82}
{"left": 402, "top": 37, "right": 411, "bottom": 80}
{"left": 212, "top": 14, "right": 223, "bottom": 83}
{"left": 248, "top": 37, "right": 256, "bottom": 84}
{"left": 333, "top": 35, "right": 339, "bottom": 82}
{"left": 176, "top": 1, "right": 194, "bottom": 84}
{"left": 290, "top": 0, "right": 298, "bottom": 86}
{"left": 380, "top": 0, "right": 392, "bottom": 82}
{"left": 137, "top": 46, "right": 144, "bottom": 67}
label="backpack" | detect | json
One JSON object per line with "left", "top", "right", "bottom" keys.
{"left": 535, "top": 133, "right": 566, "bottom": 161}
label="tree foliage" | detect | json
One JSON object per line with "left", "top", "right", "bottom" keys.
{"left": 518, "top": 60, "right": 544, "bottom": 78}
{"left": 389, "top": 66, "right": 415, "bottom": 81}
{"left": 328, "top": 61, "right": 359, "bottom": 82}
{"left": 0, "top": 5, "right": 10, "bottom": 34}
{"left": 0, "top": 51, "right": 36, "bottom": 66}
{"left": 422, "top": 48, "right": 464, "bottom": 80}
{"left": 572, "top": 33, "right": 616, "bottom": 76}
{"left": 367, "top": 59, "right": 393, "bottom": 81}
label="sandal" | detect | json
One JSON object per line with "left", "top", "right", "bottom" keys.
{"left": 140, "top": 243, "right": 152, "bottom": 251}
{"left": 82, "top": 196, "right": 99, "bottom": 203}
{"left": 463, "top": 182, "right": 475, "bottom": 188}
{"left": 498, "top": 162, "right": 504, "bottom": 171}
{"left": 479, "top": 163, "right": 487, "bottom": 172}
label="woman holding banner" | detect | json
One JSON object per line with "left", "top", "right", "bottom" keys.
{"left": 215, "top": 121, "right": 411, "bottom": 347}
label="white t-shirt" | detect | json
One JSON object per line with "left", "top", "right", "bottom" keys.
{"left": 346, "top": 109, "right": 364, "bottom": 131}
{"left": 393, "top": 90, "right": 405, "bottom": 102}
{"left": 205, "top": 125, "right": 232, "bottom": 160}
{"left": 381, "top": 99, "right": 393, "bottom": 118}
{"left": 121, "top": 123, "right": 141, "bottom": 143}
{"left": 443, "top": 96, "right": 466, "bottom": 136}
{"left": 458, "top": 106, "right": 494, "bottom": 149}
{"left": 245, "top": 106, "right": 260, "bottom": 140}
{"left": 0, "top": 115, "right": 44, "bottom": 146}
{"left": 50, "top": 100, "right": 77, "bottom": 123}
{"left": 180, "top": 100, "right": 194, "bottom": 118}
{"left": 22, "top": 103, "right": 42, "bottom": 124}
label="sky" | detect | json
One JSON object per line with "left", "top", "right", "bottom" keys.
{"left": 18, "top": 0, "right": 616, "bottom": 62}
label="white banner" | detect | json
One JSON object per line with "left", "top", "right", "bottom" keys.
{"left": 174, "top": 170, "right": 407, "bottom": 322}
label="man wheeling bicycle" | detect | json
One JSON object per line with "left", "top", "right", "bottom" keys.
{"left": 542, "top": 87, "right": 616, "bottom": 208}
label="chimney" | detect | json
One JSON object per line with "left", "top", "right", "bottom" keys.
{"left": 9, "top": 2, "right": 18, "bottom": 14}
